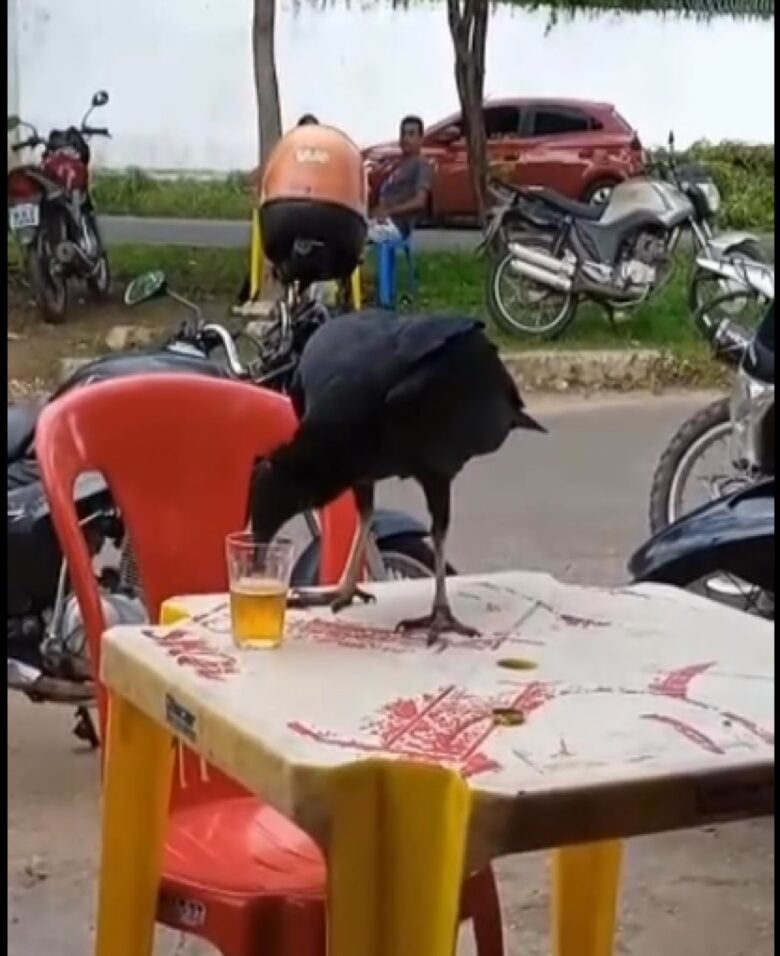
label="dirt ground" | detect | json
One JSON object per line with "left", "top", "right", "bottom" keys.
{"left": 7, "top": 282, "right": 204, "bottom": 395}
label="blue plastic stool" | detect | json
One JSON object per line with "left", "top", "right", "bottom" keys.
{"left": 375, "top": 236, "right": 416, "bottom": 309}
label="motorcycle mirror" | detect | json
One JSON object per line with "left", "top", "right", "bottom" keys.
{"left": 92, "top": 90, "right": 109, "bottom": 108}
{"left": 7, "top": 115, "right": 21, "bottom": 132}
{"left": 124, "top": 271, "right": 167, "bottom": 307}
{"left": 668, "top": 130, "right": 676, "bottom": 153}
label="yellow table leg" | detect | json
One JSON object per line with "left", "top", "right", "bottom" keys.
{"left": 94, "top": 693, "right": 174, "bottom": 956}
{"left": 552, "top": 840, "right": 623, "bottom": 956}
{"left": 328, "top": 759, "right": 471, "bottom": 956}
{"left": 350, "top": 266, "right": 362, "bottom": 310}
{"left": 249, "top": 208, "right": 263, "bottom": 300}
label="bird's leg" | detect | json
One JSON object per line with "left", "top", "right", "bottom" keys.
{"left": 396, "top": 477, "right": 478, "bottom": 645}
{"left": 288, "top": 484, "right": 376, "bottom": 612}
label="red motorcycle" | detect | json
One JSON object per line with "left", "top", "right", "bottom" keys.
{"left": 7, "top": 91, "right": 112, "bottom": 323}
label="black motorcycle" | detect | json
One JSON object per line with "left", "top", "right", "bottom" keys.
{"left": 7, "top": 91, "right": 112, "bottom": 323}
{"left": 7, "top": 273, "right": 443, "bottom": 745}
{"left": 629, "top": 478, "right": 774, "bottom": 619}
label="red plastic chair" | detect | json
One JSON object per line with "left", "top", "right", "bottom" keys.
{"left": 35, "top": 374, "right": 504, "bottom": 956}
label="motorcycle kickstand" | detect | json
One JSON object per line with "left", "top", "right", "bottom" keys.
{"left": 73, "top": 705, "right": 100, "bottom": 749}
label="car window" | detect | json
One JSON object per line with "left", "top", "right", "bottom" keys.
{"left": 483, "top": 106, "right": 521, "bottom": 140}
{"left": 530, "top": 108, "right": 600, "bottom": 137}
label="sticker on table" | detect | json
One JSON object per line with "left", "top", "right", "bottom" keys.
{"left": 143, "top": 626, "right": 240, "bottom": 681}
{"left": 289, "top": 681, "right": 555, "bottom": 778}
{"left": 165, "top": 693, "right": 198, "bottom": 743}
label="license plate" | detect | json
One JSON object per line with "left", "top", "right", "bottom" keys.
{"left": 8, "top": 203, "right": 40, "bottom": 230}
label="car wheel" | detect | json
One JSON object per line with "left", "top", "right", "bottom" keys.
{"left": 584, "top": 180, "right": 618, "bottom": 207}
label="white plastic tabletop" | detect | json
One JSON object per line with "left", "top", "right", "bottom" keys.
{"left": 101, "top": 571, "right": 774, "bottom": 858}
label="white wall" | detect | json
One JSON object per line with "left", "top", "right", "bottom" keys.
{"left": 13, "top": 0, "right": 775, "bottom": 173}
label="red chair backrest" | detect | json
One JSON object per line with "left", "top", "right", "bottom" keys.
{"left": 35, "top": 375, "right": 357, "bottom": 801}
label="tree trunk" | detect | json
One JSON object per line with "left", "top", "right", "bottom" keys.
{"left": 251, "top": 0, "right": 282, "bottom": 296}
{"left": 446, "top": 0, "right": 489, "bottom": 224}
{"left": 252, "top": 0, "right": 282, "bottom": 168}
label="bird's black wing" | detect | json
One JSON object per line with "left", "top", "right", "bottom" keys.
{"left": 292, "top": 310, "right": 483, "bottom": 427}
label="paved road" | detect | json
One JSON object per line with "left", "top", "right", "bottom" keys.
{"left": 99, "top": 215, "right": 478, "bottom": 252}
{"left": 8, "top": 392, "right": 773, "bottom": 956}
{"left": 99, "top": 214, "right": 774, "bottom": 258}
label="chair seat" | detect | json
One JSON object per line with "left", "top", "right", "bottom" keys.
{"left": 164, "top": 795, "right": 325, "bottom": 896}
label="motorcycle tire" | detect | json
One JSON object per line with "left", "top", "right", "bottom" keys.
{"left": 26, "top": 226, "right": 68, "bottom": 324}
{"left": 84, "top": 218, "right": 111, "bottom": 298}
{"left": 87, "top": 252, "right": 111, "bottom": 299}
{"left": 485, "top": 235, "right": 577, "bottom": 340}
{"left": 648, "top": 397, "right": 737, "bottom": 534}
{"left": 688, "top": 239, "right": 767, "bottom": 327}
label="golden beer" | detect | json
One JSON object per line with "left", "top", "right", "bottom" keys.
{"left": 225, "top": 533, "right": 295, "bottom": 649}
{"left": 229, "top": 577, "right": 289, "bottom": 648}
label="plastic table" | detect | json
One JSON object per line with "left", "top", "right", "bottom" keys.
{"left": 94, "top": 571, "right": 774, "bottom": 956}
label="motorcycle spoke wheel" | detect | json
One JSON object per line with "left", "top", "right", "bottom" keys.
{"left": 685, "top": 573, "right": 773, "bottom": 620}
{"left": 486, "top": 250, "right": 575, "bottom": 338}
{"left": 26, "top": 233, "right": 68, "bottom": 324}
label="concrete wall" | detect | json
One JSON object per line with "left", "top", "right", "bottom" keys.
{"left": 12, "top": 0, "right": 775, "bottom": 173}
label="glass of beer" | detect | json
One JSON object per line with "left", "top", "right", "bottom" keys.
{"left": 225, "top": 533, "right": 295, "bottom": 649}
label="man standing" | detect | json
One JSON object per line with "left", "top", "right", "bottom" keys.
{"left": 369, "top": 115, "right": 433, "bottom": 243}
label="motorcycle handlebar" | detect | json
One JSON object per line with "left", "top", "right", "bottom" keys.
{"left": 11, "top": 137, "right": 43, "bottom": 152}
{"left": 199, "top": 323, "right": 250, "bottom": 379}
{"left": 82, "top": 126, "right": 111, "bottom": 137}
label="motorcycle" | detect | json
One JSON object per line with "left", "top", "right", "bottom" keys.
{"left": 481, "top": 132, "right": 765, "bottom": 339}
{"left": 649, "top": 270, "right": 774, "bottom": 533}
{"left": 629, "top": 478, "right": 774, "bottom": 619}
{"left": 7, "top": 90, "right": 112, "bottom": 324}
{"left": 7, "top": 273, "right": 444, "bottom": 746}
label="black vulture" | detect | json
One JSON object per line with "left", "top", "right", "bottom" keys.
{"left": 250, "top": 309, "right": 546, "bottom": 643}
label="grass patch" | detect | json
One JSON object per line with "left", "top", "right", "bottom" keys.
{"left": 30, "top": 242, "right": 703, "bottom": 352}
{"left": 93, "top": 169, "right": 252, "bottom": 221}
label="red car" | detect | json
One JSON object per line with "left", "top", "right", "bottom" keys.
{"left": 363, "top": 98, "right": 646, "bottom": 223}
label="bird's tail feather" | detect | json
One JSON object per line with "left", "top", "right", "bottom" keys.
{"left": 514, "top": 409, "right": 547, "bottom": 433}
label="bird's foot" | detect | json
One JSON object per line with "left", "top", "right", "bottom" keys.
{"left": 288, "top": 585, "right": 376, "bottom": 613}
{"left": 330, "top": 585, "right": 376, "bottom": 613}
{"left": 396, "top": 605, "right": 479, "bottom": 646}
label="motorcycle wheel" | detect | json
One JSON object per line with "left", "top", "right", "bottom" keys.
{"left": 648, "top": 397, "right": 747, "bottom": 533}
{"left": 377, "top": 534, "right": 455, "bottom": 580}
{"left": 689, "top": 239, "right": 768, "bottom": 330}
{"left": 84, "top": 218, "right": 111, "bottom": 298}
{"left": 26, "top": 220, "right": 68, "bottom": 324}
{"left": 485, "top": 236, "right": 577, "bottom": 339}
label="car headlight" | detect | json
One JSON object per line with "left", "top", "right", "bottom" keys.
{"left": 700, "top": 181, "right": 721, "bottom": 216}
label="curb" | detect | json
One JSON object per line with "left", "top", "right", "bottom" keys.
{"left": 500, "top": 348, "right": 729, "bottom": 393}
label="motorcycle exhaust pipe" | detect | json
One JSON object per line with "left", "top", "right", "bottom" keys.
{"left": 509, "top": 258, "right": 573, "bottom": 293}
{"left": 509, "top": 241, "right": 576, "bottom": 278}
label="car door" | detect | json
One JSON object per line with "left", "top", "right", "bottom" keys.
{"left": 513, "top": 105, "right": 598, "bottom": 199}
{"left": 427, "top": 105, "right": 523, "bottom": 220}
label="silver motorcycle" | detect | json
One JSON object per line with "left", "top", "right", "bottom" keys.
{"left": 483, "top": 135, "right": 765, "bottom": 339}
{"left": 647, "top": 269, "right": 774, "bottom": 615}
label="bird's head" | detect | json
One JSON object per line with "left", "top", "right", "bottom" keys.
{"left": 249, "top": 458, "right": 307, "bottom": 543}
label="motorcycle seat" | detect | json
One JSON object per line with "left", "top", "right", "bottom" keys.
{"left": 7, "top": 404, "right": 41, "bottom": 463}
{"left": 532, "top": 188, "right": 604, "bottom": 222}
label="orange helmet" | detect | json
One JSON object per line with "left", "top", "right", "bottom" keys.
{"left": 259, "top": 125, "right": 368, "bottom": 284}
{"left": 260, "top": 124, "right": 367, "bottom": 219}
